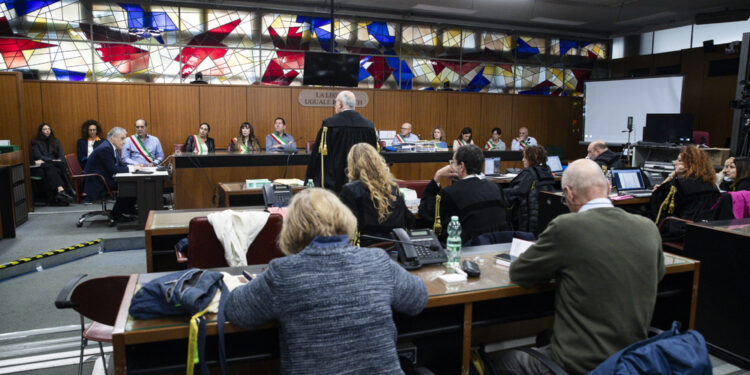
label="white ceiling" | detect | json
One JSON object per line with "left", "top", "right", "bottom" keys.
{"left": 200, "top": 0, "right": 750, "bottom": 39}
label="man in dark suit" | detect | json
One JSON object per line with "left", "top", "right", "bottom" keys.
{"left": 84, "top": 127, "right": 136, "bottom": 221}
{"left": 418, "top": 144, "right": 509, "bottom": 244}
{"left": 587, "top": 140, "right": 624, "bottom": 170}
{"left": 305, "top": 90, "right": 377, "bottom": 192}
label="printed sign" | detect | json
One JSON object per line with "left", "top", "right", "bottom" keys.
{"left": 298, "top": 90, "right": 369, "bottom": 107}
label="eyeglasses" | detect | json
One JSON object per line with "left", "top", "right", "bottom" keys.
{"left": 449, "top": 159, "right": 455, "bottom": 166}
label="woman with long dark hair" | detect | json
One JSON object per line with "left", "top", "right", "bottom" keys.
{"left": 230, "top": 122, "right": 261, "bottom": 152}
{"left": 503, "top": 146, "right": 555, "bottom": 233}
{"left": 76, "top": 119, "right": 103, "bottom": 169}
{"left": 452, "top": 127, "right": 474, "bottom": 150}
{"left": 31, "top": 123, "right": 73, "bottom": 205}
{"left": 184, "top": 122, "right": 215, "bottom": 153}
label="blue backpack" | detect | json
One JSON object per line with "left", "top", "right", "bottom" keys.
{"left": 588, "top": 322, "right": 712, "bottom": 375}
{"left": 129, "top": 269, "right": 229, "bottom": 375}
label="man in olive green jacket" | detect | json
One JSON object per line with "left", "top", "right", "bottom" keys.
{"left": 494, "top": 159, "right": 665, "bottom": 375}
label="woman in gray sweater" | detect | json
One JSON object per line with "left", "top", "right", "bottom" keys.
{"left": 225, "top": 188, "right": 429, "bottom": 374}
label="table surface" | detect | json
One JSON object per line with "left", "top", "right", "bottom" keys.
{"left": 120, "top": 249, "right": 695, "bottom": 334}
{"left": 540, "top": 190, "right": 651, "bottom": 206}
{"left": 219, "top": 182, "right": 306, "bottom": 193}
{"left": 114, "top": 171, "right": 170, "bottom": 178}
{"left": 148, "top": 206, "right": 265, "bottom": 231}
{"left": 688, "top": 218, "right": 750, "bottom": 238}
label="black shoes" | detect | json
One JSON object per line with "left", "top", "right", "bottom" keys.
{"left": 54, "top": 192, "right": 72, "bottom": 205}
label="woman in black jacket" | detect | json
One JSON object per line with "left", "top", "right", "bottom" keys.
{"left": 31, "top": 123, "right": 73, "bottom": 205}
{"left": 76, "top": 119, "right": 103, "bottom": 169}
{"left": 184, "top": 122, "right": 215, "bottom": 153}
{"left": 651, "top": 145, "right": 719, "bottom": 240}
{"left": 503, "top": 146, "right": 555, "bottom": 234}
{"left": 339, "top": 142, "right": 414, "bottom": 246}
{"left": 726, "top": 157, "right": 750, "bottom": 191}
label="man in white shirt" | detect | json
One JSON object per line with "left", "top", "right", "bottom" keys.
{"left": 392, "top": 122, "right": 419, "bottom": 145}
{"left": 511, "top": 127, "right": 538, "bottom": 151}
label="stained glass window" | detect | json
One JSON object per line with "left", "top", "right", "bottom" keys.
{"left": 0, "top": 1, "right": 607, "bottom": 91}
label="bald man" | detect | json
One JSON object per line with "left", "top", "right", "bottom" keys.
{"left": 392, "top": 122, "right": 419, "bottom": 145}
{"left": 511, "top": 127, "right": 538, "bottom": 151}
{"left": 305, "top": 91, "right": 377, "bottom": 192}
{"left": 492, "top": 159, "right": 664, "bottom": 375}
{"left": 587, "top": 140, "right": 624, "bottom": 170}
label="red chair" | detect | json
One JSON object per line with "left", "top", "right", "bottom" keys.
{"left": 173, "top": 143, "right": 185, "bottom": 153}
{"left": 396, "top": 180, "right": 430, "bottom": 198}
{"left": 176, "top": 213, "right": 284, "bottom": 268}
{"left": 55, "top": 274, "right": 129, "bottom": 375}
{"left": 692, "top": 131, "right": 710, "bottom": 146}
{"left": 305, "top": 140, "right": 315, "bottom": 154}
{"left": 64, "top": 153, "right": 117, "bottom": 226}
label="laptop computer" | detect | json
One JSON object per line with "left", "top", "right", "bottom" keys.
{"left": 484, "top": 157, "right": 501, "bottom": 177}
{"left": 612, "top": 169, "right": 653, "bottom": 198}
{"left": 547, "top": 155, "right": 563, "bottom": 176}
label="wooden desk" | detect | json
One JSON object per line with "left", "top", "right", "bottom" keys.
{"left": 216, "top": 182, "right": 305, "bottom": 207}
{"left": 112, "top": 250, "right": 698, "bottom": 375}
{"left": 684, "top": 219, "right": 750, "bottom": 368}
{"left": 0, "top": 150, "right": 29, "bottom": 238}
{"left": 114, "top": 171, "right": 170, "bottom": 230}
{"left": 144, "top": 206, "right": 265, "bottom": 272}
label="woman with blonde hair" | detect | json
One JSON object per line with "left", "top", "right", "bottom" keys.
{"left": 339, "top": 143, "right": 414, "bottom": 245}
{"left": 225, "top": 188, "right": 428, "bottom": 374}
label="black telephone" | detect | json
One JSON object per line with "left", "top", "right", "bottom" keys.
{"left": 392, "top": 228, "right": 448, "bottom": 270}
{"left": 262, "top": 184, "right": 293, "bottom": 208}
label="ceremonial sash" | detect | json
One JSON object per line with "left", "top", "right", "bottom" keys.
{"left": 486, "top": 140, "right": 495, "bottom": 150}
{"left": 130, "top": 135, "right": 154, "bottom": 164}
{"left": 193, "top": 135, "right": 206, "bottom": 154}
{"left": 459, "top": 139, "right": 468, "bottom": 146}
{"left": 233, "top": 137, "right": 249, "bottom": 153}
{"left": 395, "top": 134, "right": 405, "bottom": 143}
{"left": 517, "top": 138, "right": 530, "bottom": 149}
{"left": 271, "top": 133, "right": 287, "bottom": 145}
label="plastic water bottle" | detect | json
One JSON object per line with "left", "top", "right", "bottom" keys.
{"left": 446, "top": 216, "right": 462, "bottom": 271}
{"left": 306, "top": 179, "right": 315, "bottom": 188}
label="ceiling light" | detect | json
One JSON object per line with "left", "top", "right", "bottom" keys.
{"left": 412, "top": 3, "right": 478, "bottom": 16}
{"left": 529, "top": 17, "right": 586, "bottom": 26}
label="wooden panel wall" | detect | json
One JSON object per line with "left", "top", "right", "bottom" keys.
{"left": 0, "top": 73, "right": 24, "bottom": 146}
{"left": 149, "top": 85, "right": 200, "bottom": 150}
{"left": 610, "top": 42, "right": 740, "bottom": 149}
{"left": 15, "top": 82, "right": 582, "bottom": 165}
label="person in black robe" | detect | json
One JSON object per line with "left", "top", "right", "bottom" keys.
{"left": 503, "top": 146, "right": 556, "bottom": 234}
{"left": 587, "top": 140, "right": 624, "bottom": 170}
{"left": 418, "top": 144, "right": 510, "bottom": 244}
{"left": 305, "top": 91, "right": 377, "bottom": 192}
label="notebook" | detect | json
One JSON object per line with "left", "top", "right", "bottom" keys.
{"left": 612, "top": 169, "right": 652, "bottom": 197}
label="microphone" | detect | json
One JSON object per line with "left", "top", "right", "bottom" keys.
{"left": 359, "top": 234, "right": 442, "bottom": 252}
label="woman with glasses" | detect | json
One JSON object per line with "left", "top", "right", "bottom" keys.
{"left": 503, "top": 146, "right": 555, "bottom": 234}
{"left": 650, "top": 145, "right": 719, "bottom": 240}
{"left": 339, "top": 143, "right": 414, "bottom": 246}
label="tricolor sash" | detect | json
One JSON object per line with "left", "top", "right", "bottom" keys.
{"left": 234, "top": 137, "right": 249, "bottom": 153}
{"left": 130, "top": 135, "right": 154, "bottom": 164}
{"left": 193, "top": 135, "right": 206, "bottom": 154}
{"left": 486, "top": 140, "right": 495, "bottom": 150}
{"left": 516, "top": 138, "right": 530, "bottom": 149}
{"left": 395, "top": 134, "right": 405, "bottom": 143}
{"left": 459, "top": 139, "right": 468, "bottom": 146}
{"left": 271, "top": 133, "right": 287, "bottom": 145}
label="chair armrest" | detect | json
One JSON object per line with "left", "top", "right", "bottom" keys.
{"left": 174, "top": 244, "right": 188, "bottom": 264}
{"left": 71, "top": 173, "right": 113, "bottom": 195}
{"left": 54, "top": 274, "right": 87, "bottom": 309}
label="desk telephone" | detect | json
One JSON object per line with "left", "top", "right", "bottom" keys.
{"left": 262, "top": 184, "right": 293, "bottom": 208}
{"left": 392, "top": 228, "right": 448, "bottom": 270}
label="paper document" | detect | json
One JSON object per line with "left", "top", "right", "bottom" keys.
{"left": 509, "top": 237, "right": 534, "bottom": 258}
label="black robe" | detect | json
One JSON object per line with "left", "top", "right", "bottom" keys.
{"left": 339, "top": 180, "right": 415, "bottom": 246}
{"left": 650, "top": 177, "right": 719, "bottom": 241}
{"left": 305, "top": 110, "right": 377, "bottom": 192}
{"left": 594, "top": 149, "right": 624, "bottom": 170}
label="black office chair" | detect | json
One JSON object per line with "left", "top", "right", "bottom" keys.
{"left": 55, "top": 274, "right": 129, "bottom": 375}
{"left": 66, "top": 154, "right": 116, "bottom": 227}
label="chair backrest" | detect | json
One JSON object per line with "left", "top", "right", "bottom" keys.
{"left": 396, "top": 180, "right": 430, "bottom": 198}
{"left": 174, "top": 143, "right": 185, "bottom": 153}
{"left": 465, "top": 231, "right": 536, "bottom": 247}
{"left": 187, "top": 213, "right": 284, "bottom": 268}
{"left": 545, "top": 145, "right": 564, "bottom": 159}
{"left": 64, "top": 153, "right": 82, "bottom": 176}
{"left": 692, "top": 130, "right": 709, "bottom": 146}
{"left": 305, "top": 140, "right": 315, "bottom": 154}
{"left": 70, "top": 275, "right": 130, "bottom": 326}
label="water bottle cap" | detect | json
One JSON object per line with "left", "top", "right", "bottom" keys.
{"left": 451, "top": 216, "right": 458, "bottom": 221}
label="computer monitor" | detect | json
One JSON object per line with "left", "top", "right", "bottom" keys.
{"left": 547, "top": 155, "right": 563, "bottom": 173}
{"left": 644, "top": 114, "right": 693, "bottom": 143}
{"left": 302, "top": 52, "right": 360, "bottom": 87}
{"left": 484, "top": 157, "right": 501, "bottom": 175}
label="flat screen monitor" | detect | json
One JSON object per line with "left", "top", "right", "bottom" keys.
{"left": 303, "top": 52, "right": 360, "bottom": 87}
{"left": 484, "top": 157, "right": 501, "bottom": 175}
{"left": 644, "top": 114, "right": 693, "bottom": 143}
{"left": 547, "top": 155, "right": 563, "bottom": 173}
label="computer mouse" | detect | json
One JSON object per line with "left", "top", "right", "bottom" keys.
{"left": 461, "top": 260, "right": 480, "bottom": 278}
